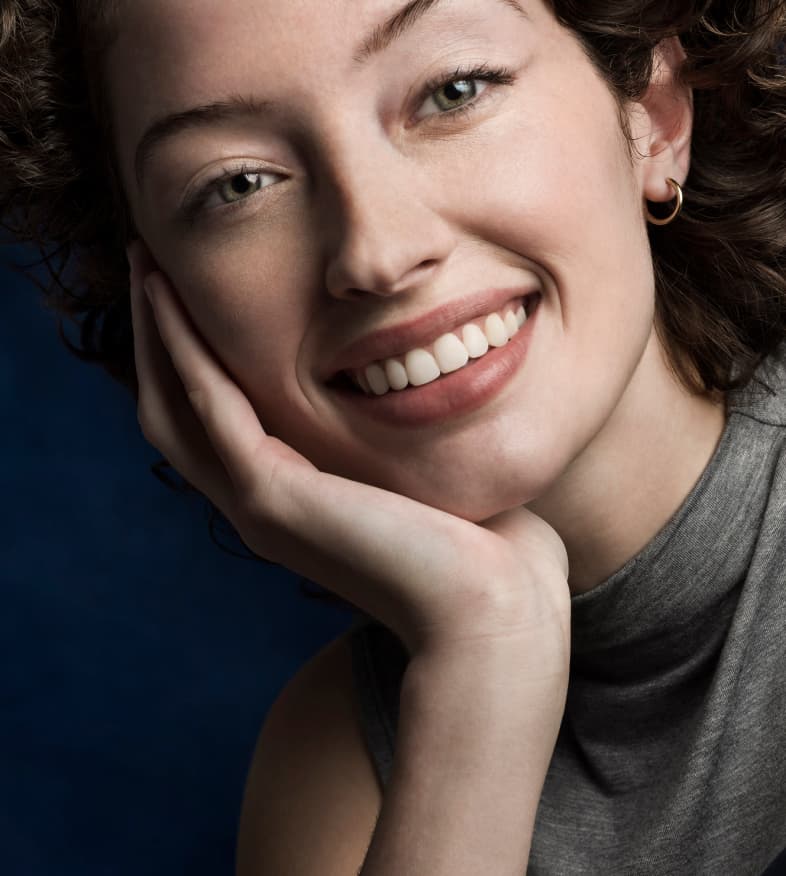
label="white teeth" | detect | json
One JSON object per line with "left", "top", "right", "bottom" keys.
{"left": 384, "top": 358, "right": 409, "bottom": 391}
{"left": 433, "top": 333, "right": 470, "bottom": 374}
{"left": 462, "top": 323, "right": 489, "bottom": 358}
{"left": 405, "top": 349, "right": 441, "bottom": 386}
{"left": 504, "top": 311, "right": 519, "bottom": 340}
{"left": 365, "top": 363, "right": 390, "bottom": 396}
{"left": 346, "top": 296, "right": 538, "bottom": 396}
{"left": 484, "top": 312, "right": 509, "bottom": 347}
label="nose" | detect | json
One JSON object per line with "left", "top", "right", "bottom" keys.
{"left": 321, "top": 145, "right": 456, "bottom": 301}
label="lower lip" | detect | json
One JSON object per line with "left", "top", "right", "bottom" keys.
{"left": 328, "top": 297, "right": 540, "bottom": 428}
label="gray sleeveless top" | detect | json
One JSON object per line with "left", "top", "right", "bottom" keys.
{"left": 347, "top": 345, "right": 786, "bottom": 875}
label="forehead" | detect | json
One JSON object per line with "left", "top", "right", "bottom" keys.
{"left": 105, "top": 0, "right": 544, "bottom": 199}
{"left": 107, "top": 0, "right": 532, "bottom": 109}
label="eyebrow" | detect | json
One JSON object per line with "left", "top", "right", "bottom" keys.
{"left": 353, "top": 0, "right": 528, "bottom": 64}
{"left": 133, "top": 0, "right": 529, "bottom": 190}
{"left": 134, "top": 94, "right": 272, "bottom": 189}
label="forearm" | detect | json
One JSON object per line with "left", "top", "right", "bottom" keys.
{"left": 360, "top": 645, "right": 567, "bottom": 875}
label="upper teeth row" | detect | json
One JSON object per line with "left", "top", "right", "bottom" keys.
{"left": 349, "top": 300, "right": 528, "bottom": 396}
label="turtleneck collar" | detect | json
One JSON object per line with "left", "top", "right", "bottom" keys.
{"left": 568, "top": 346, "right": 786, "bottom": 683}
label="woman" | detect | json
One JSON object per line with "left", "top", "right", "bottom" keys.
{"left": 2, "top": 0, "right": 785, "bottom": 872}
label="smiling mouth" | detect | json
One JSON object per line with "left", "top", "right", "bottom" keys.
{"left": 328, "top": 293, "right": 541, "bottom": 397}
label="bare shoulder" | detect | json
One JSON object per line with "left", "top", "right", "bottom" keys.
{"left": 236, "top": 629, "right": 384, "bottom": 876}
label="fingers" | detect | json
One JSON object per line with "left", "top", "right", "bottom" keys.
{"left": 128, "top": 242, "right": 189, "bottom": 420}
{"left": 127, "top": 241, "right": 234, "bottom": 509}
{"left": 140, "top": 268, "right": 292, "bottom": 497}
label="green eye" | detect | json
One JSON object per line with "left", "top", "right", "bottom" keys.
{"left": 431, "top": 78, "right": 478, "bottom": 112}
{"left": 218, "top": 171, "right": 264, "bottom": 204}
{"left": 417, "top": 63, "right": 516, "bottom": 121}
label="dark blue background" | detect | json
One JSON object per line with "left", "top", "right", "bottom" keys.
{"left": 1, "top": 244, "right": 355, "bottom": 875}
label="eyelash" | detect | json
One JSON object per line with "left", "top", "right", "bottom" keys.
{"left": 417, "top": 62, "right": 516, "bottom": 122}
{"left": 184, "top": 62, "right": 516, "bottom": 222}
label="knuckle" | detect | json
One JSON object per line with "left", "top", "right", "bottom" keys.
{"left": 136, "top": 399, "right": 161, "bottom": 446}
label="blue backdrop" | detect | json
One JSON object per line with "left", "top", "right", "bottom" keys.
{"left": 0, "top": 244, "right": 355, "bottom": 875}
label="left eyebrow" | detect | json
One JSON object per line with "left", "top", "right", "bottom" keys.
{"left": 133, "top": 0, "right": 530, "bottom": 190}
{"left": 353, "top": 0, "right": 529, "bottom": 65}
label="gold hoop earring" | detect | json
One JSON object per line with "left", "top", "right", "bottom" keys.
{"left": 646, "top": 178, "right": 684, "bottom": 226}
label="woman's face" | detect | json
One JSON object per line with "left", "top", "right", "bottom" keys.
{"left": 108, "top": 0, "right": 680, "bottom": 520}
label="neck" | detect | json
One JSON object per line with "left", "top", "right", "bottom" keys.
{"left": 528, "top": 332, "right": 727, "bottom": 596}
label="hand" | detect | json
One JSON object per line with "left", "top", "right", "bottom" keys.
{"left": 127, "top": 240, "right": 571, "bottom": 668}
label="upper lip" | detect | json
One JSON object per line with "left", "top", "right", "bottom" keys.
{"left": 322, "top": 285, "right": 540, "bottom": 381}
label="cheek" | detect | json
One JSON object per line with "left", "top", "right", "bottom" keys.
{"left": 461, "top": 97, "right": 640, "bottom": 260}
{"left": 466, "top": 88, "right": 652, "bottom": 337}
{"left": 158, "top": 233, "right": 316, "bottom": 401}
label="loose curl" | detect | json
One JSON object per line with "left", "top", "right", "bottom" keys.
{"left": 1, "top": 0, "right": 785, "bottom": 600}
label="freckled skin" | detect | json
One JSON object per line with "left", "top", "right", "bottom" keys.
{"left": 109, "top": 0, "right": 725, "bottom": 591}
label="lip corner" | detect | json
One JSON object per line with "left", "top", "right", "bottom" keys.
{"left": 328, "top": 298, "right": 539, "bottom": 427}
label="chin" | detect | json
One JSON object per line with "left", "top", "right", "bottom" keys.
{"left": 327, "top": 449, "right": 559, "bottom": 523}
{"left": 410, "top": 483, "right": 544, "bottom": 523}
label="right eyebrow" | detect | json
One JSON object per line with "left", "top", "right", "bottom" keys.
{"left": 134, "top": 94, "right": 274, "bottom": 191}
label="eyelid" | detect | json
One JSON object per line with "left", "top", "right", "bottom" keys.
{"left": 412, "top": 62, "right": 517, "bottom": 123}
{"left": 181, "top": 162, "right": 282, "bottom": 220}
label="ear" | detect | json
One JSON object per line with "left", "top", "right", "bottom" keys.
{"left": 631, "top": 36, "right": 694, "bottom": 205}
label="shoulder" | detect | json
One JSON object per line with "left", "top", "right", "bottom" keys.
{"left": 236, "top": 629, "right": 383, "bottom": 876}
